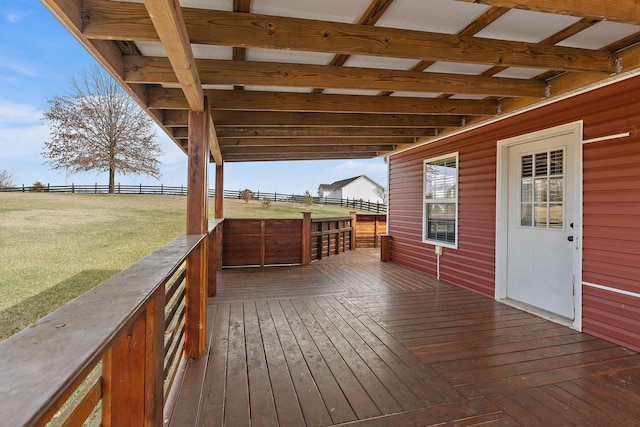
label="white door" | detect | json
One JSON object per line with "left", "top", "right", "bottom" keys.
{"left": 504, "top": 126, "right": 579, "bottom": 320}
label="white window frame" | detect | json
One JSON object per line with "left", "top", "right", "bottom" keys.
{"left": 423, "top": 152, "right": 459, "bottom": 249}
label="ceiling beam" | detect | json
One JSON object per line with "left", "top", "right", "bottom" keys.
{"left": 215, "top": 127, "right": 437, "bottom": 138}
{"left": 125, "top": 57, "right": 546, "bottom": 98}
{"left": 210, "top": 111, "right": 463, "bottom": 128}
{"left": 221, "top": 144, "right": 395, "bottom": 155}
{"left": 163, "top": 111, "right": 462, "bottom": 129}
{"left": 218, "top": 137, "right": 415, "bottom": 146}
{"left": 222, "top": 152, "right": 382, "bottom": 162}
{"left": 142, "top": 0, "right": 204, "bottom": 111}
{"left": 82, "top": 2, "right": 617, "bottom": 73}
{"left": 454, "top": 0, "right": 640, "bottom": 26}
{"left": 148, "top": 88, "right": 498, "bottom": 116}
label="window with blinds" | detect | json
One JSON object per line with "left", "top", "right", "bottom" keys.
{"left": 423, "top": 153, "right": 458, "bottom": 248}
{"left": 520, "top": 149, "right": 564, "bottom": 229}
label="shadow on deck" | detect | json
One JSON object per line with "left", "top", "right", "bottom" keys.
{"left": 169, "top": 249, "right": 640, "bottom": 426}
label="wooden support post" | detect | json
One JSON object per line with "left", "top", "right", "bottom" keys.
{"left": 215, "top": 163, "right": 224, "bottom": 219}
{"left": 301, "top": 212, "right": 311, "bottom": 266}
{"left": 350, "top": 211, "right": 357, "bottom": 250}
{"left": 215, "top": 163, "right": 224, "bottom": 272}
{"left": 186, "top": 98, "right": 210, "bottom": 359}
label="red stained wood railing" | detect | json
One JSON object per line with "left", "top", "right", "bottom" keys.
{"left": 221, "top": 213, "right": 386, "bottom": 268}
{"left": 0, "top": 223, "right": 221, "bottom": 426}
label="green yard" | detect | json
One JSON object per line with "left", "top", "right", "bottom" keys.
{"left": 0, "top": 193, "right": 357, "bottom": 339}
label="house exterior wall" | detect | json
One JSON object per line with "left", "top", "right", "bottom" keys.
{"left": 318, "top": 188, "right": 342, "bottom": 199}
{"left": 388, "top": 75, "right": 640, "bottom": 352}
{"left": 343, "top": 178, "right": 384, "bottom": 203}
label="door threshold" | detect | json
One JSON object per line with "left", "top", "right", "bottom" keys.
{"left": 500, "top": 298, "right": 574, "bottom": 329}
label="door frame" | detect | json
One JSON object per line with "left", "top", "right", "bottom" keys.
{"left": 495, "top": 121, "right": 583, "bottom": 330}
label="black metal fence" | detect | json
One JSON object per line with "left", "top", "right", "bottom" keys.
{"left": 0, "top": 184, "right": 387, "bottom": 213}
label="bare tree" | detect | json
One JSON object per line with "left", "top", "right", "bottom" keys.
{"left": 374, "top": 186, "right": 387, "bottom": 204}
{"left": 0, "top": 169, "right": 16, "bottom": 189}
{"left": 42, "top": 65, "right": 162, "bottom": 193}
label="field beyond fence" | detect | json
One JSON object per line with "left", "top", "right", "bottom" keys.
{"left": 0, "top": 183, "right": 387, "bottom": 213}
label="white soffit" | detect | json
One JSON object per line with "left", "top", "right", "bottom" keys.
{"left": 323, "top": 88, "right": 381, "bottom": 96}
{"left": 110, "top": 0, "right": 232, "bottom": 7}
{"left": 135, "top": 41, "right": 166, "bottom": 57}
{"left": 163, "top": 83, "right": 235, "bottom": 90}
{"left": 390, "top": 91, "right": 440, "bottom": 98}
{"left": 179, "top": 0, "right": 232, "bottom": 10}
{"left": 375, "top": 0, "right": 489, "bottom": 34}
{"left": 246, "top": 48, "right": 334, "bottom": 65}
{"left": 192, "top": 44, "right": 233, "bottom": 60}
{"left": 343, "top": 55, "right": 420, "bottom": 71}
{"left": 135, "top": 41, "right": 233, "bottom": 60}
{"left": 425, "top": 61, "right": 493, "bottom": 75}
{"left": 243, "top": 85, "right": 312, "bottom": 93}
{"left": 492, "top": 67, "right": 548, "bottom": 79}
{"left": 475, "top": 9, "right": 582, "bottom": 43}
{"left": 557, "top": 21, "right": 640, "bottom": 50}
{"left": 449, "top": 94, "right": 488, "bottom": 100}
{"left": 250, "top": 0, "right": 371, "bottom": 23}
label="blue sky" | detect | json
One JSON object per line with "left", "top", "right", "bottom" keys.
{"left": 0, "top": 1, "right": 387, "bottom": 195}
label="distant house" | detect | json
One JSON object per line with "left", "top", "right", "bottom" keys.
{"left": 317, "top": 175, "right": 385, "bottom": 203}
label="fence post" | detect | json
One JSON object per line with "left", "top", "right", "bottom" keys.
{"left": 161, "top": 184, "right": 164, "bottom": 195}
{"left": 72, "top": 183, "right": 75, "bottom": 193}
{"left": 95, "top": 183, "right": 98, "bottom": 194}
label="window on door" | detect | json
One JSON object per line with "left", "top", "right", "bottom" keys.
{"left": 423, "top": 153, "right": 458, "bottom": 248}
{"left": 520, "top": 149, "right": 564, "bottom": 229}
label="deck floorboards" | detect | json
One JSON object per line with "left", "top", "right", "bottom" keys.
{"left": 170, "top": 249, "right": 640, "bottom": 426}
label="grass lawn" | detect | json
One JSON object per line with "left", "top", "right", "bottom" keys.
{"left": 0, "top": 193, "right": 359, "bottom": 339}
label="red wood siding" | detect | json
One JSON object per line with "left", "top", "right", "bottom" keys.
{"left": 389, "top": 75, "right": 640, "bottom": 351}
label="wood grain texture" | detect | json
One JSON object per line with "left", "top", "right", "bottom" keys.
{"left": 169, "top": 250, "right": 640, "bottom": 426}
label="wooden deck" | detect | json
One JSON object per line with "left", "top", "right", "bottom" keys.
{"left": 169, "top": 249, "right": 640, "bottom": 426}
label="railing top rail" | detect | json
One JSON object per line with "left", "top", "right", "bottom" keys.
{"left": 0, "top": 234, "right": 206, "bottom": 426}
{"left": 208, "top": 218, "right": 224, "bottom": 232}
{"left": 310, "top": 216, "right": 353, "bottom": 222}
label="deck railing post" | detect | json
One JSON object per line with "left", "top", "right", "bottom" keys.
{"left": 102, "top": 286, "right": 163, "bottom": 427}
{"left": 208, "top": 227, "right": 218, "bottom": 296}
{"left": 301, "top": 212, "right": 311, "bottom": 266}
{"left": 350, "top": 211, "right": 357, "bottom": 250}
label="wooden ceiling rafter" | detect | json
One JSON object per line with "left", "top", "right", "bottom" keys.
{"left": 81, "top": 3, "right": 617, "bottom": 74}
{"left": 148, "top": 88, "right": 497, "bottom": 116}
{"left": 454, "top": 0, "right": 640, "bottom": 26}
{"left": 163, "top": 110, "right": 463, "bottom": 129}
{"left": 124, "top": 56, "right": 546, "bottom": 98}
{"left": 218, "top": 137, "right": 414, "bottom": 147}
{"left": 43, "top": 0, "right": 640, "bottom": 162}
{"left": 142, "top": 0, "right": 203, "bottom": 112}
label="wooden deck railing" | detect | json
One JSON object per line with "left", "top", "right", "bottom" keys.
{"left": 0, "top": 221, "right": 222, "bottom": 426}
{"left": 222, "top": 213, "right": 386, "bottom": 267}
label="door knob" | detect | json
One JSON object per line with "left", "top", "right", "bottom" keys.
{"left": 567, "top": 236, "right": 574, "bottom": 242}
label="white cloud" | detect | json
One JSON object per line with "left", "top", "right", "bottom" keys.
{"left": 4, "top": 11, "right": 23, "bottom": 24}
{"left": 0, "top": 99, "right": 42, "bottom": 124}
